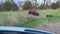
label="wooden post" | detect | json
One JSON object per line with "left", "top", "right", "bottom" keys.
{"left": 46, "top": 15, "right": 53, "bottom": 22}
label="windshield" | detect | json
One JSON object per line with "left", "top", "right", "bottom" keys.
{"left": 0, "top": 0, "right": 60, "bottom": 34}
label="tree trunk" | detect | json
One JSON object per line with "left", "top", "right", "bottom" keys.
{"left": 43, "top": 0, "right": 46, "bottom": 9}
{"left": 35, "top": 0, "right": 37, "bottom": 8}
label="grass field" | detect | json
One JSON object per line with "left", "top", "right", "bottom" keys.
{"left": 0, "top": 9, "right": 60, "bottom": 28}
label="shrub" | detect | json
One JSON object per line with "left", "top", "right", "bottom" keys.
{"left": 38, "top": 4, "right": 44, "bottom": 9}
{"left": 23, "top": 1, "right": 33, "bottom": 10}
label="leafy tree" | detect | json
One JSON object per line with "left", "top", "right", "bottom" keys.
{"left": 23, "top": 1, "right": 33, "bottom": 10}
{"left": 50, "top": 1, "right": 59, "bottom": 9}
{"left": 0, "top": 0, "right": 18, "bottom": 11}
{"left": 3, "top": 1, "right": 12, "bottom": 11}
{"left": 11, "top": 1, "right": 19, "bottom": 11}
{"left": 57, "top": 1, "right": 60, "bottom": 8}
{"left": 0, "top": 0, "right": 5, "bottom": 11}
{"left": 38, "top": 4, "right": 44, "bottom": 9}
{"left": 43, "top": 0, "right": 46, "bottom": 9}
{"left": 3, "top": 0, "right": 18, "bottom": 11}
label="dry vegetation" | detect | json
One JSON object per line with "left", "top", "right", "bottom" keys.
{"left": 0, "top": 9, "right": 60, "bottom": 28}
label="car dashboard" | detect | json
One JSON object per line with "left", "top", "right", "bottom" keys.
{"left": 0, "top": 26, "right": 54, "bottom": 34}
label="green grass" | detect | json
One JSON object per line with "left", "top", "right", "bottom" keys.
{"left": 20, "top": 9, "right": 60, "bottom": 28}
{"left": 19, "top": 18, "right": 47, "bottom": 28}
{"left": 39, "top": 9, "right": 60, "bottom": 22}
{"left": 0, "top": 9, "right": 60, "bottom": 28}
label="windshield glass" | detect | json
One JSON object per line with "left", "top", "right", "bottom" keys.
{"left": 0, "top": 0, "right": 60, "bottom": 34}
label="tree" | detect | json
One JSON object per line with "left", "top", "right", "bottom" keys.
{"left": 23, "top": 1, "right": 33, "bottom": 10}
{"left": 57, "top": 0, "right": 60, "bottom": 8}
{"left": 43, "top": 0, "right": 52, "bottom": 9}
{"left": 11, "top": 2, "right": 19, "bottom": 11}
{"left": 3, "top": 1, "right": 12, "bottom": 11}
{"left": 50, "top": 1, "right": 59, "bottom": 9}
{"left": 45, "top": 0, "right": 51, "bottom": 9}
{"left": 38, "top": 4, "right": 44, "bottom": 9}
{"left": 38, "top": 0, "right": 46, "bottom": 9}
{"left": 3, "top": 0, "right": 18, "bottom": 11}
{"left": 43, "top": 0, "right": 46, "bottom": 9}
{"left": 0, "top": 4, "right": 2, "bottom": 11}
{"left": 0, "top": 0, "right": 5, "bottom": 11}
{"left": 35, "top": 0, "right": 37, "bottom": 8}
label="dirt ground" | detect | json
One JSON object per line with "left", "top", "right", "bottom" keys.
{"left": 35, "top": 21, "right": 60, "bottom": 34}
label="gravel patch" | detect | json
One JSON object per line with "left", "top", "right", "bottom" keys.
{"left": 35, "top": 21, "right": 60, "bottom": 34}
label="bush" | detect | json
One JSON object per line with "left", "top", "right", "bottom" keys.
{"left": 38, "top": 4, "right": 44, "bottom": 9}
{"left": 23, "top": 1, "right": 33, "bottom": 10}
{"left": 50, "top": 2, "right": 59, "bottom": 9}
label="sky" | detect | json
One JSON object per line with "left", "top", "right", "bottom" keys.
{"left": 13, "top": 0, "right": 58, "bottom": 6}
{"left": 13, "top": 0, "right": 58, "bottom": 4}
{"left": 0, "top": 0, "right": 58, "bottom": 3}
{"left": 13, "top": 0, "right": 44, "bottom": 4}
{"left": 0, "top": 0, "right": 58, "bottom": 5}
